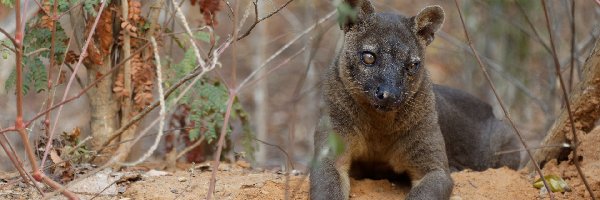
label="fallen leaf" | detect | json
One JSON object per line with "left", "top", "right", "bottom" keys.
{"left": 533, "top": 174, "right": 571, "bottom": 193}
{"left": 50, "top": 149, "right": 64, "bottom": 167}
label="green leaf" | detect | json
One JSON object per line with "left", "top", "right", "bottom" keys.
{"left": 0, "top": 0, "right": 14, "bottom": 7}
{"left": 32, "top": 58, "right": 48, "bottom": 93}
{"left": 336, "top": 2, "right": 358, "bottom": 26}
{"left": 5, "top": 69, "right": 16, "bottom": 92}
{"left": 83, "top": 0, "right": 101, "bottom": 16}
{"left": 23, "top": 69, "right": 31, "bottom": 95}
{"left": 533, "top": 174, "right": 571, "bottom": 193}
{"left": 189, "top": 128, "right": 201, "bottom": 141}
{"left": 327, "top": 132, "right": 345, "bottom": 156}
{"left": 167, "top": 48, "right": 253, "bottom": 161}
{"left": 1, "top": 40, "right": 11, "bottom": 59}
{"left": 194, "top": 31, "right": 219, "bottom": 43}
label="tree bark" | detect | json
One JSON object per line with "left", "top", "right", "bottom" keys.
{"left": 253, "top": 1, "right": 270, "bottom": 165}
{"left": 88, "top": 58, "right": 119, "bottom": 152}
{"left": 527, "top": 38, "right": 600, "bottom": 170}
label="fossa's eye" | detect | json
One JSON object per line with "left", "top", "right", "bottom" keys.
{"left": 407, "top": 61, "right": 421, "bottom": 75}
{"left": 361, "top": 52, "right": 376, "bottom": 65}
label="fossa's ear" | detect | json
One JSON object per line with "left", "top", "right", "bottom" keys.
{"left": 413, "top": 5, "right": 445, "bottom": 46}
{"left": 338, "top": 0, "right": 375, "bottom": 32}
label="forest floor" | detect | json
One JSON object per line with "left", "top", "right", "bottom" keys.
{"left": 1, "top": 127, "right": 600, "bottom": 200}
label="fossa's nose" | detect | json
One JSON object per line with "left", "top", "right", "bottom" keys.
{"left": 375, "top": 85, "right": 399, "bottom": 102}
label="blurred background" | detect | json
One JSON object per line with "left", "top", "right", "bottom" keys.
{"left": 1, "top": 0, "right": 599, "bottom": 172}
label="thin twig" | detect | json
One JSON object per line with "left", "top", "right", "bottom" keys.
{"left": 436, "top": 32, "right": 550, "bottom": 115}
{"left": 0, "top": 27, "right": 18, "bottom": 47}
{"left": 44, "top": 0, "right": 60, "bottom": 140}
{"left": 236, "top": 10, "right": 336, "bottom": 92}
{"left": 56, "top": 1, "right": 86, "bottom": 19}
{"left": 474, "top": 0, "right": 552, "bottom": 54}
{"left": 24, "top": 48, "right": 50, "bottom": 56}
{"left": 206, "top": 93, "right": 235, "bottom": 200}
{"left": 495, "top": 143, "right": 569, "bottom": 155}
{"left": 568, "top": 0, "right": 576, "bottom": 92}
{"left": 541, "top": 1, "right": 596, "bottom": 199}
{"left": 514, "top": 1, "right": 552, "bottom": 54}
{"left": 0, "top": 135, "right": 43, "bottom": 196}
{"left": 453, "top": 1, "right": 554, "bottom": 199}
{"left": 243, "top": 46, "right": 307, "bottom": 90}
{"left": 253, "top": 137, "right": 294, "bottom": 170}
{"left": 236, "top": 0, "right": 296, "bottom": 41}
{"left": 176, "top": 135, "right": 206, "bottom": 159}
{"left": 170, "top": 0, "right": 206, "bottom": 68}
{"left": 1, "top": 42, "right": 16, "bottom": 53}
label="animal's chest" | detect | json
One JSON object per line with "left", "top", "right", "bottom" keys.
{"left": 350, "top": 123, "right": 406, "bottom": 162}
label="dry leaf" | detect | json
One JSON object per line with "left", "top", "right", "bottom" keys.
{"left": 129, "top": 0, "right": 142, "bottom": 23}
{"left": 57, "top": 70, "right": 67, "bottom": 85}
{"left": 97, "top": 6, "right": 114, "bottom": 55}
{"left": 199, "top": 0, "right": 221, "bottom": 26}
{"left": 65, "top": 51, "right": 79, "bottom": 64}
{"left": 50, "top": 149, "right": 64, "bottom": 167}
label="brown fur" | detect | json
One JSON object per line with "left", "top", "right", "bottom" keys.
{"left": 310, "top": 1, "right": 520, "bottom": 199}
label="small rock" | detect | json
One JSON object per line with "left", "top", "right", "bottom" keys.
{"left": 539, "top": 187, "right": 548, "bottom": 198}
{"left": 17, "top": 182, "right": 27, "bottom": 188}
{"left": 261, "top": 190, "right": 269, "bottom": 195}
{"left": 291, "top": 169, "right": 301, "bottom": 176}
{"left": 253, "top": 167, "right": 265, "bottom": 172}
{"left": 119, "top": 198, "right": 132, "bottom": 200}
{"left": 69, "top": 168, "right": 118, "bottom": 195}
{"left": 178, "top": 177, "right": 187, "bottom": 182}
{"left": 171, "top": 188, "right": 178, "bottom": 194}
{"left": 118, "top": 186, "right": 127, "bottom": 194}
{"left": 144, "top": 169, "right": 171, "bottom": 177}
{"left": 195, "top": 164, "right": 211, "bottom": 171}
{"left": 236, "top": 160, "right": 251, "bottom": 169}
{"left": 450, "top": 196, "right": 463, "bottom": 200}
{"left": 115, "top": 172, "right": 142, "bottom": 183}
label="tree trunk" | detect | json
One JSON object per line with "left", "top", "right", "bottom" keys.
{"left": 253, "top": 1, "right": 270, "bottom": 165}
{"left": 527, "top": 38, "right": 600, "bottom": 170}
{"left": 88, "top": 58, "right": 119, "bottom": 152}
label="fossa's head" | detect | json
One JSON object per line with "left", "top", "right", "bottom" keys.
{"left": 336, "top": 0, "right": 444, "bottom": 111}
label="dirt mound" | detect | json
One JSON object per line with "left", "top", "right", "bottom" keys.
{"left": 123, "top": 126, "right": 600, "bottom": 199}
{"left": 2, "top": 128, "right": 600, "bottom": 200}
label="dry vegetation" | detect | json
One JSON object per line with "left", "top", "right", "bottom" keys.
{"left": 0, "top": 0, "right": 599, "bottom": 199}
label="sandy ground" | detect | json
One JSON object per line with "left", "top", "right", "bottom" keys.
{"left": 2, "top": 127, "right": 600, "bottom": 200}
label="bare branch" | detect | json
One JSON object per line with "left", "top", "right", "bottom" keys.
{"left": 206, "top": 93, "right": 235, "bottom": 200}
{"left": 236, "top": 0, "right": 296, "bottom": 41}
{"left": 0, "top": 27, "right": 18, "bottom": 47}
{"left": 453, "top": 1, "right": 554, "bottom": 198}
{"left": 236, "top": 10, "right": 336, "bottom": 92}
{"left": 176, "top": 135, "right": 206, "bottom": 159}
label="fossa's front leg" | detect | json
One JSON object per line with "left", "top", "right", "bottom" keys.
{"left": 391, "top": 127, "right": 453, "bottom": 199}
{"left": 310, "top": 132, "right": 352, "bottom": 200}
